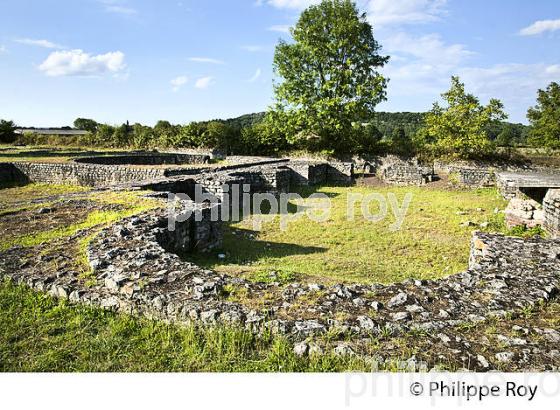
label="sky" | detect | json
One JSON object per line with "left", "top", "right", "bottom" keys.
{"left": 0, "top": 0, "right": 559, "bottom": 127}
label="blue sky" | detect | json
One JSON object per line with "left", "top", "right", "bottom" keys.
{"left": 1, "top": 0, "right": 559, "bottom": 127}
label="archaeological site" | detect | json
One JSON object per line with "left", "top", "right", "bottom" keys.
{"left": 3, "top": 6, "right": 560, "bottom": 405}
{"left": 1, "top": 149, "right": 559, "bottom": 372}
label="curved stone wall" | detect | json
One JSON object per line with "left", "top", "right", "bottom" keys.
{"left": 74, "top": 153, "right": 210, "bottom": 166}
{"left": 3, "top": 205, "right": 558, "bottom": 368}
{"left": 2, "top": 162, "right": 167, "bottom": 187}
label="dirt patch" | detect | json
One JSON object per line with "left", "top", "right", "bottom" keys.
{"left": 0, "top": 199, "right": 123, "bottom": 240}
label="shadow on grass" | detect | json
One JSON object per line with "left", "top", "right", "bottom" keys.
{"left": 189, "top": 226, "right": 327, "bottom": 269}
{"left": 292, "top": 185, "right": 344, "bottom": 199}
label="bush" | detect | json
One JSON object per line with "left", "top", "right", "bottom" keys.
{"left": 0, "top": 120, "right": 17, "bottom": 144}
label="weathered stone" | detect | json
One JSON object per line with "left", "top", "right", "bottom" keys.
{"left": 387, "top": 292, "right": 408, "bottom": 308}
{"left": 495, "top": 352, "right": 514, "bottom": 363}
{"left": 293, "top": 342, "right": 309, "bottom": 357}
{"left": 334, "top": 344, "right": 355, "bottom": 356}
{"left": 477, "top": 355, "right": 490, "bottom": 369}
{"left": 391, "top": 312, "right": 411, "bottom": 321}
{"left": 201, "top": 310, "right": 219, "bottom": 324}
{"left": 294, "top": 320, "right": 326, "bottom": 336}
{"left": 357, "top": 316, "right": 376, "bottom": 331}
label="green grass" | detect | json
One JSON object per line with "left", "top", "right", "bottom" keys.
{"left": 0, "top": 280, "right": 369, "bottom": 372}
{"left": 192, "top": 186, "right": 509, "bottom": 284}
{"left": 0, "top": 187, "right": 161, "bottom": 250}
{"left": 0, "top": 145, "right": 131, "bottom": 163}
{"left": 0, "top": 183, "right": 89, "bottom": 206}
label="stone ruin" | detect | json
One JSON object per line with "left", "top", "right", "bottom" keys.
{"left": 1, "top": 151, "right": 560, "bottom": 369}
{"left": 497, "top": 172, "right": 560, "bottom": 235}
{"left": 358, "top": 155, "right": 435, "bottom": 185}
{"left": 545, "top": 189, "right": 560, "bottom": 238}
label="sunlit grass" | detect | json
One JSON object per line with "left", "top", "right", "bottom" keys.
{"left": 192, "top": 186, "right": 509, "bottom": 284}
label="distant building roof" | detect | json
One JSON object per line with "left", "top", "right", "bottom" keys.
{"left": 15, "top": 128, "right": 89, "bottom": 136}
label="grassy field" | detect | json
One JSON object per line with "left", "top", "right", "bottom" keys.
{"left": 0, "top": 145, "right": 122, "bottom": 163}
{"left": 192, "top": 186, "right": 509, "bottom": 284}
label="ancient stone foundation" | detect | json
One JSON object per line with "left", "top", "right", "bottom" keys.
{"left": 505, "top": 198, "right": 544, "bottom": 229}
{"left": 74, "top": 152, "right": 210, "bottom": 165}
{"left": 3, "top": 152, "right": 560, "bottom": 369}
{"left": 377, "top": 156, "right": 434, "bottom": 186}
{"left": 2, "top": 212, "right": 559, "bottom": 371}
{"left": 2, "top": 162, "right": 168, "bottom": 187}
{"left": 544, "top": 189, "right": 560, "bottom": 238}
{"left": 435, "top": 162, "right": 496, "bottom": 188}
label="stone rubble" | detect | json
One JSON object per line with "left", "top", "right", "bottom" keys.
{"left": 2, "top": 200, "right": 559, "bottom": 371}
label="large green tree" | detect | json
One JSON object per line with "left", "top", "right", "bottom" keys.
{"left": 270, "top": 0, "right": 388, "bottom": 155}
{"left": 423, "top": 76, "right": 507, "bottom": 159}
{"left": 527, "top": 82, "right": 560, "bottom": 149}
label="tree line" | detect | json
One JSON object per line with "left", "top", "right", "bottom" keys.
{"left": 2, "top": 0, "right": 559, "bottom": 160}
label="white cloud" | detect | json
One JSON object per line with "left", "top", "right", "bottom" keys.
{"left": 97, "top": 0, "right": 137, "bottom": 15}
{"left": 105, "top": 5, "right": 137, "bottom": 15}
{"left": 195, "top": 76, "right": 214, "bottom": 89}
{"left": 365, "top": 0, "right": 447, "bottom": 27}
{"left": 171, "top": 75, "right": 188, "bottom": 92}
{"left": 519, "top": 19, "right": 560, "bottom": 36}
{"left": 261, "top": 0, "right": 448, "bottom": 28}
{"left": 268, "top": 25, "right": 292, "bottom": 34}
{"left": 383, "top": 32, "right": 473, "bottom": 66}
{"left": 0, "top": 45, "right": 6, "bottom": 53}
{"left": 248, "top": 68, "right": 262, "bottom": 82}
{"left": 379, "top": 32, "right": 476, "bottom": 111}
{"left": 458, "top": 64, "right": 560, "bottom": 119}
{"left": 188, "top": 57, "right": 225, "bottom": 65}
{"left": 15, "top": 38, "right": 64, "bottom": 49}
{"left": 38, "top": 49, "right": 126, "bottom": 77}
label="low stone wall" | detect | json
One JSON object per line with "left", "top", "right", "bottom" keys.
{"left": 284, "top": 160, "right": 353, "bottom": 186}
{"left": 435, "top": 160, "right": 555, "bottom": 189}
{"left": 435, "top": 162, "right": 496, "bottom": 187}
{"left": 372, "top": 156, "right": 433, "bottom": 186}
{"left": 452, "top": 167, "right": 496, "bottom": 187}
{"left": 230, "top": 166, "right": 291, "bottom": 194}
{"left": 3, "top": 213, "right": 560, "bottom": 370}
{"left": 497, "top": 172, "right": 560, "bottom": 201}
{"left": 326, "top": 162, "right": 354, "bottom": 184}
{"left": 504, "top": 198, "right": 544, "bottom": 229}
{"left": 285, "top": 161, "right": 328, "bottom": 186}
{"left": 74, "top": 153, "right": 210, "bottom": 166}
{"left": 226, "top": 156, "right": 283, "bottom": 165}
{"left": 163, "top": 148, "right": 225, "bottom": 160}
{"left": 496, "top": 173, "right": 520, "bottom": 199}
{"left": 544, "top": 189, "right": 560, "bottom": 238}
{"left": 156, "top": 203, "right": 223, "bottom": 253}
{"left": 2, "top": 162, "right": 167, "bottom": 187}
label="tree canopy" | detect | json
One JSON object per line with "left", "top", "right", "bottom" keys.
{"left": 269, "top": 0, "right": 388, "bottom": 154}
{"left": 73, "top": 118, "right": 98, "bottom": 133}
{"left": 423, "top": 76, "right": 507, "bottom": 159}
{"left": 527, "top": 81, "right": 560, "bottom": 149}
